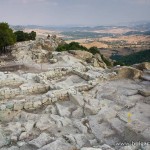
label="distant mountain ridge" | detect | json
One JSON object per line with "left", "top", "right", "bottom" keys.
{"left": 11, "top": 21, "right": 150, "bottom": 32}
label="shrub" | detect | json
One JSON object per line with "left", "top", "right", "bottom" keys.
{"left": 89, "top": 46, "right": 100, "bottom": 55}
{"left": 14, "top": 30, "right": 36, "bottom": 42}
{"left": 56, "top": 42, "right": 87, "bottom": 52}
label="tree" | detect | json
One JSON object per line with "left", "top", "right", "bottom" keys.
{"left": 89, "top": 46, "right": 100, "bottom": 55}
{"left": 14, "top": 31, "right": 25, "bottom": 42}
{"left": 56, "top": 42, "right": 87, "bottom": 52}
{"left": 0, "top": 22, "right": 16, "bottom": 54}
{"left": 14, "top": 30, "right": 36, "bottom": 42}
{"left": 29, "top": 31, "right": 36, "bottom": 40}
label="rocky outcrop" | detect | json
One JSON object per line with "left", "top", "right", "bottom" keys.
{"left": 132, "top": 62, "right": 150, "bottom": 70}
{"left": 114, "top": 66, "right": 142, "bottom": 79}
{"left": 69, "top": 50, "right": 107, "bottom": 69}
{"left": 69, "top": 50, "right": 93, "bottom": 61}
{"left": 0, "top": 52, "right": 150, "bottom": 150}
{"left": 12, "top": 36, "right": 64, "bottom": 63}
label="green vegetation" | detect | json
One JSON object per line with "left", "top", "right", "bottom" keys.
{"left": 56, "top": 42, "right": 99, "bottom": 55}
{"left": 111, "top": 50, "right": 150, "bottom": 66}
{"left": 0, "top": 22, "right": 16, "bottom": 54}
{"left": 88, "top": 46, "right": 100, "bottom": 55}
{"left": 14, "top": 30, "right": 36, "bottom": 42}
{"left": 56, "top": 42, "right": 88, "bottom": 52}
{"left": 0, "top": 22, "right": 36, "bottom": 55}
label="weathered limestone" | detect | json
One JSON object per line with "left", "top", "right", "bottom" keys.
{"left": 81, "top": 148, "right": 102, "bottom": 150}
{"left": 64, "top": 134, "right": 89, "bottom": 149}
{"left": 0, "top": 47, "right": 150, "bottom": 150}
{"left": 114, "top": 66, "right": 142, "bottom": 79}
{"left": 23, "top": 120, "right": 35, "bottom": 133}
{"left": 38, "top": 138, "right": 76, "bottom": 150}
{"left": 13, "top": 100, "right": 25, "bottom": 111}
{"left": 36, "top": 115, "right": 55, "bottom": 131}
{"left": 28, "top": 133, "right": 54, "bottom": 148}
{"left": 124, "top": 120, "right": 150, "bottom": 142}
{"left": 139, "top": 88, "right": 150, "bottom": 97}
{"left": 132, "top": 62, "right": 150, "bottom": 70}
{"left": 0, "top": 129, "right": 9, "bottom": 148}
{"left": 68, "top": 91, "right": 84, "bottom": 106}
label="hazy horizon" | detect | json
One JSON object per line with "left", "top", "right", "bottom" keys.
{"left": 0, "top": 0, "right": 150, "bottom": 26}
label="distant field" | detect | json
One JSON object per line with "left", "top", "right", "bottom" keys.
{"left": 21, "top": 26, "right": 150, "bottom": 58}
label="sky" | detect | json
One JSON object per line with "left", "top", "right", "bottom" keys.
{"left": 0, "top": 0, "right": 150, "bottom": 26}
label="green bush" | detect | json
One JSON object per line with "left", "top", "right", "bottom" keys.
{"left": 89, "top": 46, "right": 100, "bottom": 55}
{"left": 56, "top": 42, "right": 87, "bottom": 52}
{"left": 14, "top": 30, "right": 36, "bottom": 42}
{"left": 56, "top": 42, "right": 100, "bottom": 55}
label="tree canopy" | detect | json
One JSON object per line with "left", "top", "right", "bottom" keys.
{"left": 56, "top": 42, "right": 88, "bottom": 52}
{"left": 111, "top": 50, "right": 150, "bottom": 66}
{"left": 14, "top": 30, "right": 36, "bottom": 42}
{"left": 0, "top": 22, "right": 16, "bottom": 54}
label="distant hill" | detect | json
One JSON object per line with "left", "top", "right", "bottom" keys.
{"left": 111, "top": 50, "right": 150, "bottom": 65}
{"left": 124, "top": 30, "right": 150, "bottom": 36}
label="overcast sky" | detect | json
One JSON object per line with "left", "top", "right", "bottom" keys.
{"left": 0, "top": 0, "right": 150, "bottom": 26}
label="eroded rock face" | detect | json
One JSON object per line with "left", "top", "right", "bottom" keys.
{"left": 114, "top": 66, "right": 142, "bottom": 79}
{"left": 69, "top": 50, "right": 107, "bottom": 69}
{"left": 0, "top": 52, "right": 150, "bottom": 150}
{"left": 132, "top": 62, "right": 150, "bottom": 70}
{"left": 0, "top": 129, "right": 9, "bottom": 148}
{"left": 69, "top": 50, "right": 93, "bottom": 61}
{"left": 12, "top": 37, "right": 64, "bottom": 63}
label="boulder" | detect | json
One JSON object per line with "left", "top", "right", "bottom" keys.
{"left": 55, "top": 101, "right": 74, "bottom": 117}
{"left": 139, "top": 88, "right": 150, "bottom": 97}
{"left": 141, "top": 74, "right": 150, "bottom": 81}
{"left": 98, "top": 107, "right": 117, "bottom": 121}
{"left": 68, "top": 91, "right": 84, "bottom": 106}
{"left": 19, "top": 132, "right": 28, "bottom": 141}
{"left": 84, "top": 104, "right": 100, "bottom": 115}
{"left": 132, "top": 62, "right": 150, "bottom": 70}
{"left": 23, "top": 120, "right": 35, "bottom": 133}
{"left": 114, "top": 66, "right": 142, "bottom": 79}
{"left": 72, "top": 107, "right": 84, "bottom": 118}
{"left": 28, "top": 133, "right": 54, "bottom": 148}
{"left": 69, "top": 50, "right": 93, "bottom": 61}
{"left": 36, "top": 115, "right": 55, "bottom": 131}
{"left": 94, "top": 53, "right": 107, "bottom": 69}
{"left": 50, "top": 114, "right": 72, "bottom": 128}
